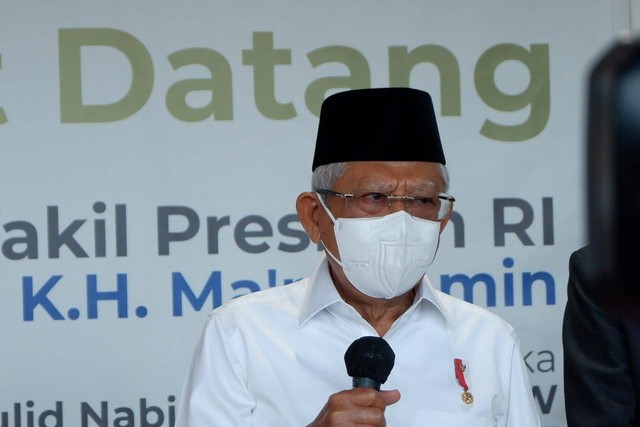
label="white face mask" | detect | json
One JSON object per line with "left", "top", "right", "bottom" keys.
{"left": 317, "top": 195, "right": 442, "bottom": 299}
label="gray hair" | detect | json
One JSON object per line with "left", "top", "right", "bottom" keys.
{"left": 311, "top": 162, "right": 450, "bottom": 194}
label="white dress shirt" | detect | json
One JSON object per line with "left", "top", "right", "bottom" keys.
{"left": 176, "top": 257, "right": 541, "bottom": 426}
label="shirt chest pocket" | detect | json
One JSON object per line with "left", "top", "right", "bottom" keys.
{"left": 414, "top": 410, "right": 495, "bottom": 427}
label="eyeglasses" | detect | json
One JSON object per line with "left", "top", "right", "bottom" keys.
{"left": 317, "top": 189, "right": 455, "bottom": 221}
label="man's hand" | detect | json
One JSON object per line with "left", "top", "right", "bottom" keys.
{"left": 308, "top": 388, "right": 401, "bottom": 426}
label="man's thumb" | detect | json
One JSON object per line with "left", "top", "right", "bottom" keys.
{"left": 380, "top": 389, "right": 401, "bottom": 406}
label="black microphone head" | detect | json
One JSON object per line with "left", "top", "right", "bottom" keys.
{"left": 344, "top": 336, "right": 395, "bottom": 386}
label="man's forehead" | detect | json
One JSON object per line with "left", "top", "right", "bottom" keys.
{"left": 342, "top": 160, "right": 441, "bottom": 174}
{"left": 339, "top": 161, "right": 443, "bottom": 188}
{"left": 355, "top": 178, "right": 439, "bottom": 191}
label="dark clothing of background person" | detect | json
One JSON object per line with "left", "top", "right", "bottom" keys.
{"left": 563, "top": 246, "right": 640, "bottom": 427}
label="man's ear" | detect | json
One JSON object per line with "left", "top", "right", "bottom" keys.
{"left": 296, "top": 192, "right": 322, "bottom": 244}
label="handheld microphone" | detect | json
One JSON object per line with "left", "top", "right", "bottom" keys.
{"left": 344, "top": 336, "right": 395, "bottom": 391}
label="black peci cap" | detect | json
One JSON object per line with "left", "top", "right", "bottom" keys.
{"left": 311, "top": 87, "right": 445, "bottom": 171}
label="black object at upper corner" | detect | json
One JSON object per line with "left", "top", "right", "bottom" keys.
{"left": 588, "top": 38, "right": 640, "bottom": 303}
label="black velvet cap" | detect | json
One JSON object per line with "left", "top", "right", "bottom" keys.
{"left": 311, "top": 87, "right": 445, "bottom": 171}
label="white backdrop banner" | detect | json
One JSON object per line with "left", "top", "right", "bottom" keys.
{"left": 0, "top": 1, "right": 631, "bottom": 426}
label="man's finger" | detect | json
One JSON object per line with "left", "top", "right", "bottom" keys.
{"left": 380, "top": 389, "right": 401, "bottom": 406}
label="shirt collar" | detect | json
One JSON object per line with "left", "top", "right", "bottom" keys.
{"left": 414, "top": 274, "right": 451, "bottom": 324}
{"left": 299, "top": 256, "right": 344, "bottom": 326}
{"left": 299, "top": 255, "right": 451, "bottom": 327}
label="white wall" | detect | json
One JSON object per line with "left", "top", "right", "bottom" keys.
{"left": 633, "top": 0, "right": 640, "bottom": 30}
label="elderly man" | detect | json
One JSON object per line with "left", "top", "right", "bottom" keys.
{"left": 175, "top": 88, "right": 540, "bottom": 426}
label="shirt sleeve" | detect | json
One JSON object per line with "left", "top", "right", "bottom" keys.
{"left": 502, "top": 337, "right": 542, "bottom": 427}
{"left": 562, "top": 248, "right": 636, "bottom": 427}
{"left": 175, "top": 313, "right": 255, "bottom": 427}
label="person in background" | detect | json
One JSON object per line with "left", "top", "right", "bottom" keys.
{"left": 176, "top": 87, "right": 541, "bottom": 426}
{"left": 563, "top": 246, "right": 640, "bottom": 427}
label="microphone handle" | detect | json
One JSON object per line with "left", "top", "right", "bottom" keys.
{"left": 352, "top": 377, "right": 381, "bottom": 390}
